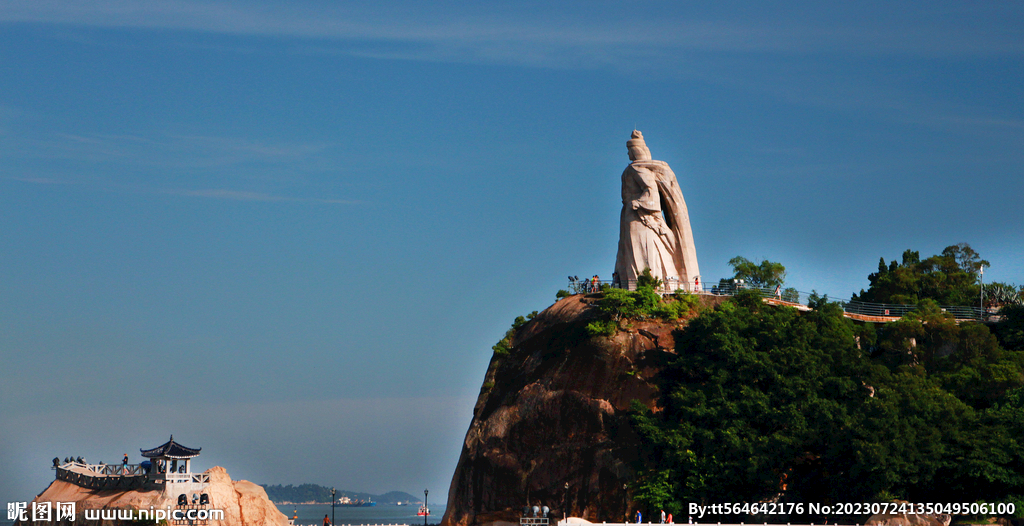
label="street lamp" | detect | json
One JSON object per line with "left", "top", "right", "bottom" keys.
{"left": 424, "top": 489, "right": 429, "bottom": 526}
{"left": 563, "top": 482, "right": 569, "bottom": 521}
{"left": 622, "top": 483, "right": 628, "bottom": 523}
{"left": 980, "top": 265, "right": 986, "bottom": 321}
{"left": 331, "top": 487, "right": 336, "bottom": 526}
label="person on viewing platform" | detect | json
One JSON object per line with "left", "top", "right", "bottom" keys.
{"left": 661, "top": 510, "right": 666, "bottom": 523}
{"left": 323, "top": 514, "right": 331, "bottom": 526}
{"left": 667, "top": 513, "right": 673, "bottom": 524}
{"left": 636, "top": 510, "right": 642, "bottom": 523}
{"left": 775, "top": 284, "right": 782, "bottom": 300}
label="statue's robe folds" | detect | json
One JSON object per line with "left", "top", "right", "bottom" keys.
{"left": 614, "top": 160, "right": 699, "bottom": 290}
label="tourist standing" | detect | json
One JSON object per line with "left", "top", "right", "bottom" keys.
{"left": 323, "top": 514, "right": 331, "bottom": 526}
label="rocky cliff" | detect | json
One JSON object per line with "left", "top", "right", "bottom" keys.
{"left": 20, "top": 466, "right": 289, "bottom": 526}
{"left": 441, "top": 293, "right": 724, "bottom": 526}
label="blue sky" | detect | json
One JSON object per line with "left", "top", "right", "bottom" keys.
{"left": 1, "top": 1, "right": 1023, "bottom": 506}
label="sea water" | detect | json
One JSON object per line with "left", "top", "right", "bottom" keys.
{"left": 278, "top": 503, "right": 446, "bottom": 526}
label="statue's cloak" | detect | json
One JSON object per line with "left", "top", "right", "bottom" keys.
{"left": 615, "top": 159, "right": 699, "bottom": 288}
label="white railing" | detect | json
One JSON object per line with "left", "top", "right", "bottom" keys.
{"left": 568, "top": 278, "right": 703, "bottom": 295}
{"left": 566, "top": 278, "right": 987, "bottom": 321}
{"left": 162, "top": 472, "right": 211, "bottom": 484}
{"left": 58, "top": 461, "right": 146, "bottom": 477}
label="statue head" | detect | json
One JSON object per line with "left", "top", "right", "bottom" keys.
{"left": 627, "top": 130, "right": 651, "bottom": 161}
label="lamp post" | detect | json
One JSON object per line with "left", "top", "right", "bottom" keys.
{"left": 424, "top": 489, "right": 429, "bottom": 526}
{"left": 622, "top": 483, "right": 628, "bottom": 523}
{"left": 563, "top": 482, "right": 569, "bottom": 521}
{"left": 980, "top": 265, "right": 985, "bottom": 321}
{"left": 331, "top": 487, "right": 336, "bottom": 526}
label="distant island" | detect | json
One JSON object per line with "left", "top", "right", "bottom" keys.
{"left": 261, "top": 484, "right": 423, "bottom": 505}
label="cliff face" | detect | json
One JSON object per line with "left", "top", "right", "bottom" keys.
{"left": 442, "top": 294, "right": 722, "bottom": 526}
{"left": 21, "top": 466, "right": 289, "bottom": 526}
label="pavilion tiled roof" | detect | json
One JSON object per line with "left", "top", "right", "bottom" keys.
{"left": 140, "top": 435, "right": 201, "bottom": 459}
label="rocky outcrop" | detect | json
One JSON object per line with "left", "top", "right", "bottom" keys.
{"left": 21, "top": 466, "right": 288, "bottom": 526}
{"left": 441, "top": 294, "right": 724, "bottom": 526}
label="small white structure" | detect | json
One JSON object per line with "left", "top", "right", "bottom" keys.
{"left": 141, "top": 435, "right": 210, "bottom": 497}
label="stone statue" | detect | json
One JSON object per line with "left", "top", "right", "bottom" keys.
{"left": 613, "top": 130, "right": 699, "bottom": 290}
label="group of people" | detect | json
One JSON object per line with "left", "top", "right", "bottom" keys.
{"left": 568, "top": 275, "right": 602, "bottom": 293}
{"left": 522, "top": 504, "right": 551, "bottom": 518}
{"left": 177, "top": 493, "right": 210, "bottom": 506}
{"left": 53, "top": 455, "right": 87, "bottom": 467}
{"left": 635, "top": 509, "right": 675, "bottom": 524}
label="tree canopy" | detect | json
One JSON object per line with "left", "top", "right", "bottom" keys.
{"left": 852, "top": 243, "right": 989, "bottom": 306}
{"left": 630, "top": 289, "right": 1024, "bottom": 522}
{"left": 727, "top": 256, "right": 787, "bottom": 289}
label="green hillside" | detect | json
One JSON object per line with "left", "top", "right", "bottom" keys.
{"left": 624, "top": 245, "right": 1024, "bottom": 523}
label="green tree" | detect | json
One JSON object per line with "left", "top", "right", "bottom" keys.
{"left": 727, "top": 256, "right": 787, "bottom": 289}
{"left": 993, "top": 305, "right": 1024, "bottom": 352}
{"left": 633, "top": 291, "right": 881, "bottom": 516}
{"left": 853, "top": 243, "right": 990, "bottom": 306}
{"left": 632, "top": 289, "right": 1024, "bottom": 521}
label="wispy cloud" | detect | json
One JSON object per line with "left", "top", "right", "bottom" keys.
{"left": 161, "top": 187, "right": 357, "bottom": 204}
{"left": 7, "top": 174, "right": 359, "bottom": 204}
{"left": 1, "top": 0, "right": 1021, "bottom": 69}
{"left": 19, "top": 132, "right": 330, "bottom": 169}
{"left": 8, "top": 175, "right": 74, "bottom": 185}
{"left": 3, "top": 131, "right": 358, "bottom": 204}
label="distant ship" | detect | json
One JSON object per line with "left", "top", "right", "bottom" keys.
{"left": 337, "top": 496, "right": 376, "bottom": 507}
{"left": 417, "top": 506, "right": 429, "bottom": 516}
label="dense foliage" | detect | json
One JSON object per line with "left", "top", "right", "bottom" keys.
{"left": 852, "top": 244, "right": 989, "bottom": 306}
{"left": 727, "top": 256, "right": 787, "bottom": 289}
{"left": 631, "top": 289, "right": 1024, "bottom": 522}
{"left": 584, "top": 277, "right": 701, "bottom": 337}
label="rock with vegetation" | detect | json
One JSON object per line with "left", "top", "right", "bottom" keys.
{"left": 441, "top": 286, "right": 716, "bottom": 526}
{"left": 444, "top": 246, "right": 1024, "bottom": 526}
